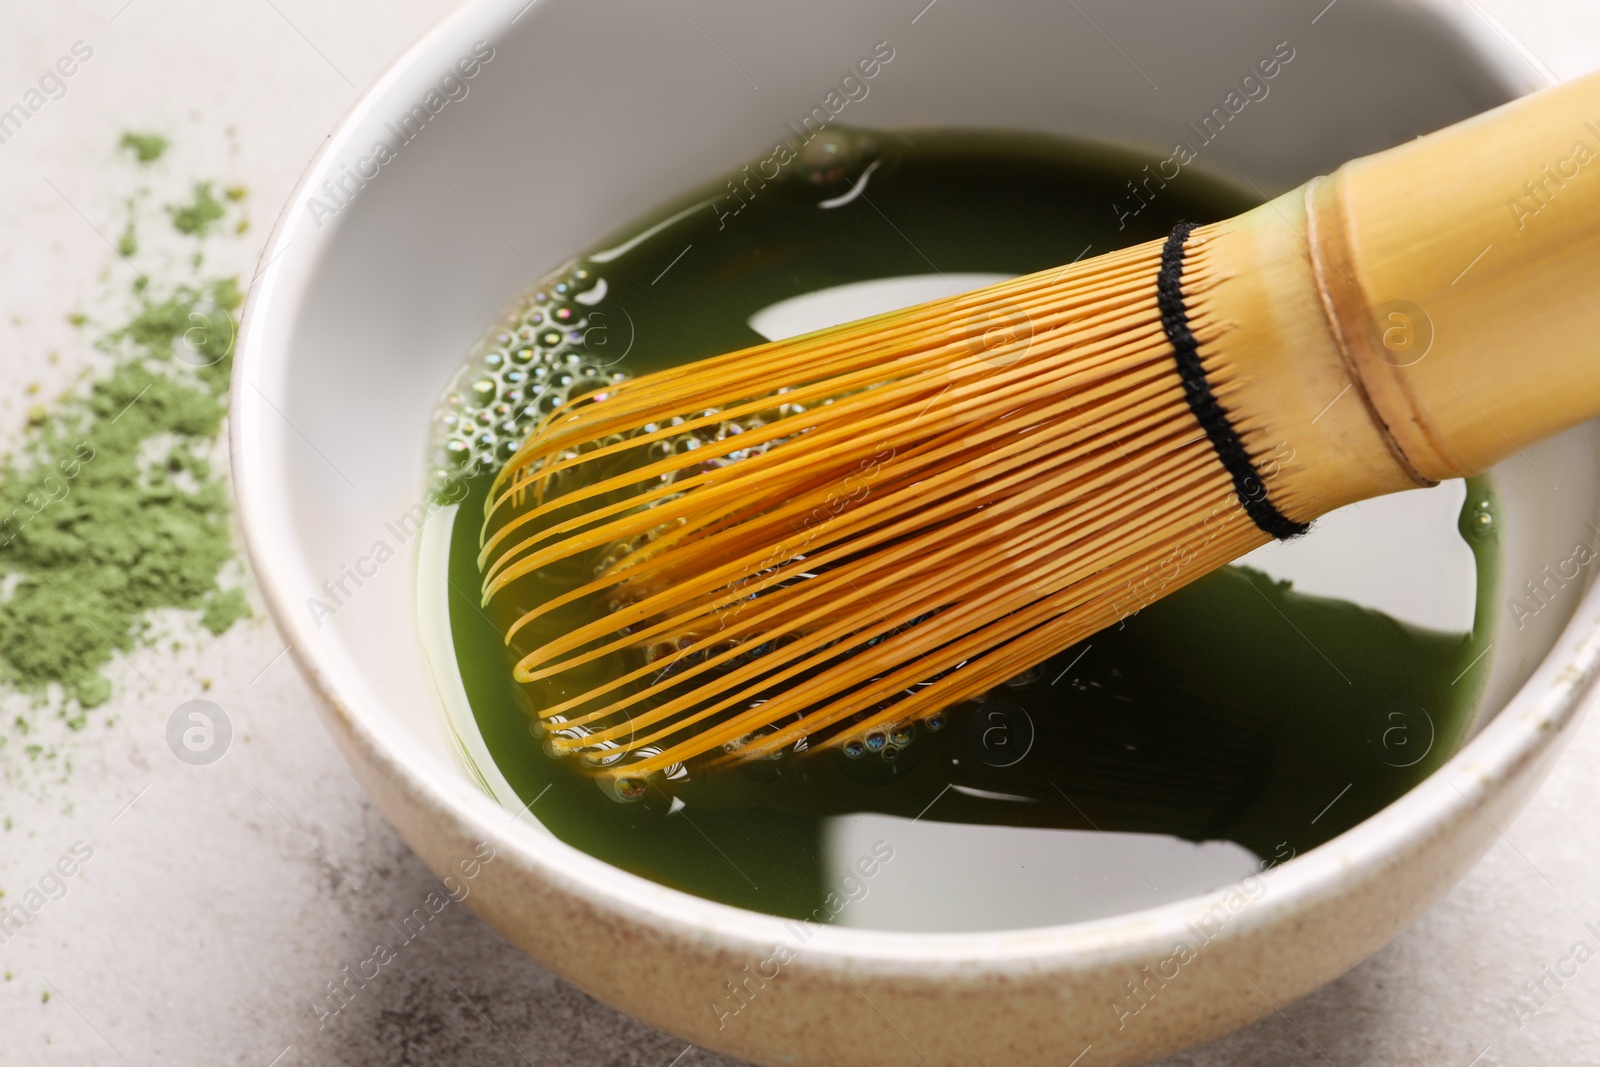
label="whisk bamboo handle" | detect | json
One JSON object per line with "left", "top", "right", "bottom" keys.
{"left": 1309, "top": 68, "right": 1600, "bottom": 483}
{"left": 1202, "top": 69, "right": 1600, "bottom": 520}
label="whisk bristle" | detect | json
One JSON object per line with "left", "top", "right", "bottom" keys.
{"left": 477, "top": 225, "right": 1300, "bottom": 790}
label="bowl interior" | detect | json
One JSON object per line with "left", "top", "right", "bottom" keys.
{"left": 239, "top": 0, "right": 1585, "bottom": 932}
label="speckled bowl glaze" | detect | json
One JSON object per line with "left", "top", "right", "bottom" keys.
{"left": 232, "top": 2, "right": 1600, "bottom": 1063}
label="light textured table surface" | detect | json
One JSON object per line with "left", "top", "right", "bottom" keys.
{"left": 2, "top": 2, "right": 1599, "bottom": 1064}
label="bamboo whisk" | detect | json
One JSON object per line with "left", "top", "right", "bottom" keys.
{"left": 480, "top": 71, "right": 1600, "bottom": 798}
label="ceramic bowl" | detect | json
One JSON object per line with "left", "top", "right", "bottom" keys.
{"left": 232, "top": 1, "right": 1600, "bottom": 1063}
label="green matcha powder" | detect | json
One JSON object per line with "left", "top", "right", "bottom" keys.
{"left": 0, "top": 133, "right": 249, "bottom": 724}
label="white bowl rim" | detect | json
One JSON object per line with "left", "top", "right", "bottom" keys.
{"left": 231, "top": 0, "right": 1596, "bottom": 976}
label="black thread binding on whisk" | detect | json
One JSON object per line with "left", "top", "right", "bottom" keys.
{"left": 1158, "top": 222, "right": 1308, "bottom": 540}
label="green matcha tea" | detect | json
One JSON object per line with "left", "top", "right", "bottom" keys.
{"left": 419, "top": 129, "right": 1498, "bottom": 930}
